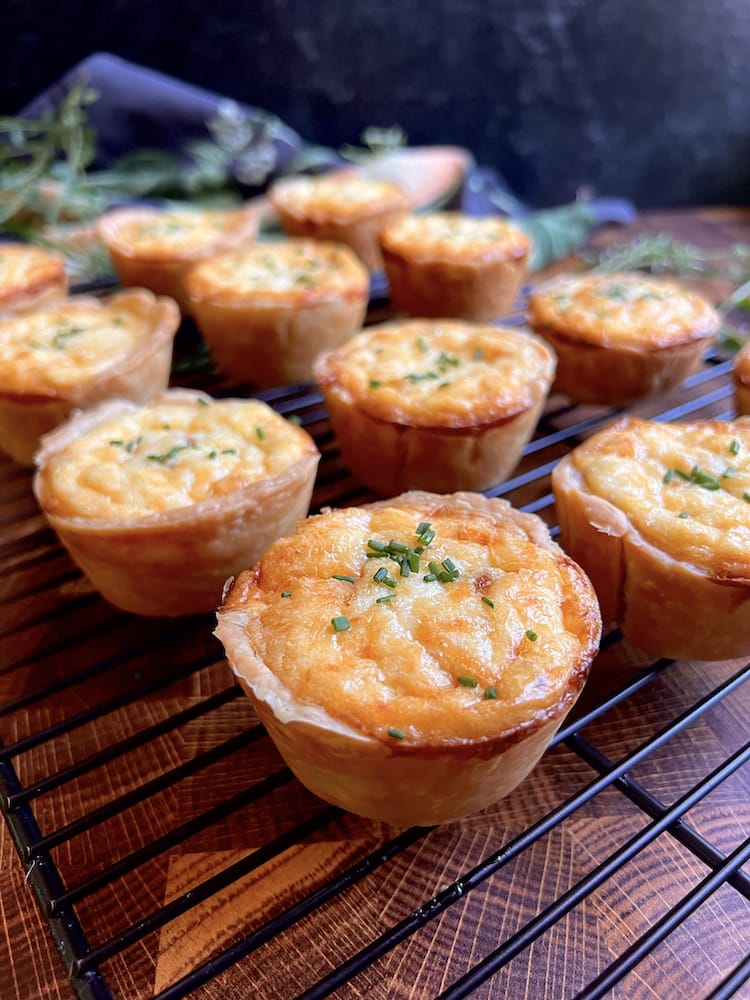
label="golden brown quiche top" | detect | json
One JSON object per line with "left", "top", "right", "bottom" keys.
{"left": 0, "top": 291, "right": 176, "bottom": 399}
{"left": 184, "top": 238, "right": 369, "bottom": 306}
{"left": 270, "top": 174, "right": 411, "bottom": 223}
{"left": 97, "top": 204, "right": 258, "bottom": 261}
{"left": 37, "top": 395, "right": 316, "bottom": 520}
{"left": 315, "top": 319, "right": 556, "bottom": 429}
{"left": 560, "top": 417, "right": 750, "bottom": 580}
{"left": 527, "top": 272, "right": 720, "bottom": 348}
{"left": 220, "top": 491, "right": 601, "bottom": 746}
{"left": 380, "top": 211, "right": 531, "bottom": 262}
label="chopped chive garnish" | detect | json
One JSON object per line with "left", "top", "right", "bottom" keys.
{"left": 744, "top": 492, "right": 750, "bottom": 502}
{"left": 382, "top": 575, "right": 398, "bottom": 589}
{"left": 525, "top": 629, "right": 538, "bottom": 642}
{"left": 368, "top": 539, "right": 387, "bottom": 552}
{"left": 387, "top": 727, "right": 405, "bottom": 740}
{"left": 663, "top": 469, "right": 675, "bottom": 483}
{"left": 457, "top": 675, "right": 479, "bottom": 688}
{"left": 442, "top": 557, "right": 457, "bottom": 573}
{"left": 722, "top": 467, "right": 736, "bottom": 478}
{"left": 423, "top": 573, "right": 437, "bottom": 582}
{"left": 389, "top": 541, "right": 408, "bottom": 553}
{"left": 288, "top": 414, "right": 302, "bottom": 425}
{"left": 331, "top": 616, "right": 350, "bottom": 632}
{"left": 407, "top": 551, "right": 420, "bottom": 572}
{"left": 376, "top": 594, "right": 394, "bottom": 603}
{"left": 678, "top": 511, "right": 690, "bottom": 518}
{"left": 256, "top": 427, "right": 265, "bottom": 440}
{"left": 147, "top": 444, "right": 190, "bottom": 464}
{"left": 484, "top": 686, "right": 497, "bottom": 700}
{"left": 208, "top": 450, "right": 217, "bottom": 459}
{"left": 109, "top": 439, "right": 124, "bottom": 447}
{"left": 281, "top": 590, "right": 292, "bottom": 598}
{"left": 196, "top": 397, "right": 209, "bottom": 406}
{"left": 416, "top": 522, "right": 431, "bottom": 536}
{"left": 369, "top": 379, "right": 382, "bottom": 388}
{"left": 399, "top": 559, "right": 411, "bottom": 577}
{"left": 373, "top": 567, "right": 388, "bottom": 582}
{"left": 481, "top": 596, "right": 495, "bottom": 608}
{"left": 416, "top": 336, "right": 428, "bottom": 352}
{"left": 428, "top": 561, "right": 442, "bottom": 576}
{"left": 332, "top": 574, "right": 356, "bottom": 583}
{"left": 221, "top": 448, "right": 237, "bottom": 455}
{"left": 730, "top": 438, "right": 740, "bottom": 455}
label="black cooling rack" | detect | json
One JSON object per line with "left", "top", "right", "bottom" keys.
{"left": 1, "top": 296, "right": 749, "bottom": 1000}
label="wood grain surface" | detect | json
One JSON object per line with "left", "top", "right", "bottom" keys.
{"left": 1, "top": 208, "right": 750, "bottom": 1000}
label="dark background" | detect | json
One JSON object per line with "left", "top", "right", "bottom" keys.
{"left": 4, "top": 0, "right": 750, "bottom": 209}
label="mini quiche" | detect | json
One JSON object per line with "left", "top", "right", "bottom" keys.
{"left": 552, "top": 416, "right": 750, "bottom": 660}
{"left": 380, "top": 212, "right": 531, "bottom": 320}
{"left": 185, "top": 238, "right": 369, "bottom": 386}
{"left": 268, "top": 173, "right": 411, "bottom": 272}
{"left": 33, "top": 390, "right": 320, "bottom": 616}
{"left": 96, "top": 203, "right": 259, "bottom": 310}
{"left": 526, "top": 272, "right": 719, "bottom": 405}
{"left": 732, "top": 341, "right": 750, "bottom": 416}
{"left": 0, "top": 289, "right": 178, "bottom": 465}
{"left": 0, "top": 243, "right": 67, "bottom": 315}
{"left": 314, "top": 319, "right": 556, "bottom": 494}
{"left": 216, "top": 490, "right": 601, "bottom": 826}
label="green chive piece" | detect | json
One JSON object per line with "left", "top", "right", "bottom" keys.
{"left": 416, "top": 336, "right": 428, "bottom": 352}
{"left": 382, "top": 575, "right": 398, "bottom": 589}
{"left": 109, "top": 439, "right": 124, "bottom": 447}
{"left": 332, "top": 616, "right": 350, "bottom": 632}
{"left": 332, "top": 574, "right": 356, "bottom": 583}
{"left": 208, "top": 450, "right": 217, "bottom": 459}
{"left": 428, "top": 561, "right": 442, "bottom": 577}
{"left": 481, "top": 596, "right": 495, "bottom": 608}
{"left": 442, "top": 557, "right": 457, "bottom": 573}
{"left": 525, "top": 629, "right": 538, "bottom": 642}
{"left": 388, "top": 540, "right": 408, "bottom": 553}
{"left": 416, "top": 522, "right": 431, "bottom": 536}
{"left": 722, "top": 467, "right": 736, "bottom": 478}
{"left": 484, "top": 686, "right": 497, "bottom": 700}
{"left": 281, "top": 590, "right": 292, "bottom": 598}
{"left": 690, "top": 465, "right": 721, "bottom": 490}
{"left": 376, "top": 594, "right": 394, "bottom": 604}
{"left": 196, "top": 397, "right": 209, "bottom": 406}
{"left": 369, "top": 379, "right": 382, "bottom": 388}
{"left": 457, "top": 675, "right": 479, "bottom": 688}
{"left": 730, "top": 438, "right": 740, "bottom": 455}
{"left": 374, "top": 567, "right": 388, "bottom": 582}
{"left": 399, "top": 559, "right": 411, "bottom": 577}
{"left": 288, "top": 414, "right": 302, "bottom": 425}
{"left": 744, "top": 492, "right": 750, "bottom": 502}
{"left": 368, "top": 539, "right": 387, "bottom": 552}
{"left": 221, "top": 448, "right": 237, "bottom": 455}
{"left": 678, "top": 511, "right": 690, "bottom": 519}
{"left": 407, "top": 551, "right": 420, "bottom": 572}
{"left": 387, "top": 727, "right": 405, "bottom": 740}
{"left": 423, "top": 573, "right": 437, "bottom": 582}
{"left": 256, "top": 426, "right": 265, "bottom": 440}
{"left": 663, "top": 469, "right": 675, "bottom": 483}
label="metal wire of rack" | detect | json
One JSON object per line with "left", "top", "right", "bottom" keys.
{"left": 0, "top": 294, "right": 749, "bottom": 1000}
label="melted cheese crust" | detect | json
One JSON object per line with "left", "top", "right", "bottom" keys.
{"left": 568, "top": 418, "right": 750, "bottom": 578}
{"left": 228, "top": 494, "right": 599, "bottom": 743}
{"left": 0, "top": 244, "right": 66, "bottom": 308}
{"left": 270, "top": 175, "right": 410, "bottom": 222}
{"left": 97, "top": 206, "right": 256, "bottom": 260}
{"left": 41, "top": 397, "right": 312, "bottom": 518}
{"left": 528, "top": 273, "right": 719, "bottom": 348}
{"left": 316, "top": 320, "right": 555, "bottom": 427}
{"left": 381, "top": 212, "right": 530, "bottom": 262}
{"left": 0, "top": 300, "right": 152, "bottom": 394}
{"left": 185, "top": 239, "right": 368, "bottom": 304}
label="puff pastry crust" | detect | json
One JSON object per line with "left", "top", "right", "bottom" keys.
{"left": 527, "top": 272, "right": 719, "bottom": 405}
{"left": 33, "top": 390, "right": 320, "bottom": 616}
{"left": 0, "top": 289, "right": 178, "bottom": 465}
{"left": 0, "top": 243, "right": 67, "bottom": 315}
{"left": 268, "top": 174, "right": 411, "bottom": 272}
{"left": 96, "top": 204, "right": 259, "bottom": 310}
{"left": 314, "top": 319, "right": 556, "bottom": 494}
{"left": 185, "top": 238, "right": 369, "bottom": 386}
{"left": 380, "top": 212, "right": 530, "bottom": 320}
{"left": 216, "top": 490, "right": 601, "bottom": 825}
{"left": 552, "top": 416, "right": 750, "bottom": 660}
